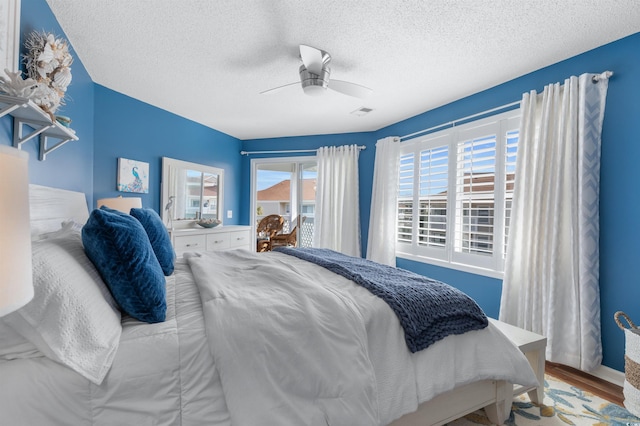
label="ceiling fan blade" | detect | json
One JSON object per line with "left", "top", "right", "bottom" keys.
{"left": 329, "top": 80, "right": 373, "bottom": 98}
{"left": 259, "top": 81, "right": 299, "bottom": 95}
{"left": 299, "top": 44, "right": 324, "bottom": 75}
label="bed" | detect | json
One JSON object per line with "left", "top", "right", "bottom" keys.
{"left": 0, "top": 185, "right": 537, "bottom": 425}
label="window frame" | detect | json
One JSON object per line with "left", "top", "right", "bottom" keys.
{"left": 396, "top": 109, "right": 520, "bottom": 278}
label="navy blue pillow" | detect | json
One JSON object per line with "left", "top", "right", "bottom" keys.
{"left": 82, "top": 207, "right": 166, "bottom": 323}
{"left": 130, "top": 207, "right": 175, "bottom": 276}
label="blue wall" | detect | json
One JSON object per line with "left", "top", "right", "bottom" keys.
{"left": 93, "top": 85, "right": 243, "bottom": 222}
{"left": 0, "top": 0, "right": 95, "bottom": 205}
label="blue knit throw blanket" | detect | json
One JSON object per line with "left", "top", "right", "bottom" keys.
{"left": 274, "top": 247, "right": 488, "bottom": 352}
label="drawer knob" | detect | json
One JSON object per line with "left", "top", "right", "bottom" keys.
{"left": 186, "top": 243, "right": 199, "bottom": 247}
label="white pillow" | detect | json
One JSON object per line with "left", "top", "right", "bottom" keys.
{"left": 3, "top": 229, "right": 122, "bottom": 384}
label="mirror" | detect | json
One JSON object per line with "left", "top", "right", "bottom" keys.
{"left": 161, "top": 157, "right": 224, "bottom": 228}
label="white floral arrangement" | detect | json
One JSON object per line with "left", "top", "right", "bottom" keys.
{"left": 0, "top": 31, "right": 73, "bottom": 119}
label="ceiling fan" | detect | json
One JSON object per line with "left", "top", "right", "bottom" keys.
{"left": 260, "top": 45, "right": 373, "bottom": 98}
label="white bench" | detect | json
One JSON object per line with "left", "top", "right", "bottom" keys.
{"left": 391, "top": 319, "right": 547, "bottom": 426}
{"left": 490, "top": 318, "right": 547, "bottom": 404}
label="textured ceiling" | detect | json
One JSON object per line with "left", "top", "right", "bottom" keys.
{"left": 45, "top": 0, "right": 640, "bottom": 140}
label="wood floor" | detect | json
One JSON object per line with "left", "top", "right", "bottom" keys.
{"left": 545, "top": 361, "right": 624, "bottom": 406}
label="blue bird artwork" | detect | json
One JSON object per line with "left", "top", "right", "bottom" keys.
{"left": 118, "top": 159, "right": 149, "bottom": 193}
{"left": 126, "top": 166, "right": 144, "bottom": 192}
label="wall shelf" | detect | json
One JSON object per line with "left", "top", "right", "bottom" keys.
{"left": 0, "top": 94, "right": 79, "bottom": 161}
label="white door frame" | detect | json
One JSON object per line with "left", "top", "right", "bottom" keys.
{"left": 250, "top": 156, "right": 317, "bottom": 242}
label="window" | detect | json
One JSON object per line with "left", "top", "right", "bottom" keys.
{"left": 396, "top": 110, "right": 520, "bottom": 276}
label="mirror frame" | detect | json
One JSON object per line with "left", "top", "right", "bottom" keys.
{"left": 161, "top": 157, "right": 224, "bottom": 228}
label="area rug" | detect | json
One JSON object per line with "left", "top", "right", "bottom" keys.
{"left": 447, "top": 374, "right": 640, "bottom": 425}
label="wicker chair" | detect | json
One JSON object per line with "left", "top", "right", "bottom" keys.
{"left": 271, "top": 216, "right": 306, "bottom": 249}
{"left": 256, "top": 214, "right": 284, "bottom": 252}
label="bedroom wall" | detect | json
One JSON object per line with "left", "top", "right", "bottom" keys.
{"left": 93, "top": 85, "right": 243, "bottom": 223}
{"left": 243, "top": 32, "right": 640, "bottom": 373}
{"left": 0, "top": 0, "right": 95, "bottom": 204}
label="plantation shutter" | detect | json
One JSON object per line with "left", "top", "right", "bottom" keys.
{"left": 397, "top": 152, "right": 414, "bottom": 244}
{"left": 454, "top": 133, "right": 497, "bottom": 258}
{"left": 395, "top": 109, "right": 520, "bottom": 274}
{"left": 418, "top": 145, "right": 448, "bottom": 249}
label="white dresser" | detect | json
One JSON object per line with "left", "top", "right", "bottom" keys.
{"left": 170, "top": 225, "right": 252, "bottom": 257}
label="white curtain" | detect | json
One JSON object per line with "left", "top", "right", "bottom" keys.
{"left": 313, "top": 144, "right": 361, "bottom": 257}
{"left": 499, "top": 71, "right": 611, "bottom": 371}
{"left": 366, "top": 136, "right": 400, "bottom": 266}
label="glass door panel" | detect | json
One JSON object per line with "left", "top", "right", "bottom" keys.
{"left": 299, "top": 161, "right": 317, "bottom": 248}
{"left": 252, "top": 158, "right": 317, "bottom": 249}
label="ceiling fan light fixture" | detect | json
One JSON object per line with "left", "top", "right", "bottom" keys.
{"left": 300, "top": 65, "right": 330, "bottom": 96}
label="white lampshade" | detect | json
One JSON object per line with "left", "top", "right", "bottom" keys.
{"left": 96, "top": 196, "right": 142, "bottom": 213}
{"left": 0, "top": 145, "right": 33, "bottom": 317}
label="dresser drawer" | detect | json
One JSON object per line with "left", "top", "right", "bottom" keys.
{"left": 228, "top": 230, "right": 251, "bottom": 249}
{"left": 174, "top": 234, "right": 206, "bottom": 254}
{"left": 206, "top": 233, "right": 231, "bottom": 251}
{"left": 171, "top": 226, "right": 251, "bottom": 256}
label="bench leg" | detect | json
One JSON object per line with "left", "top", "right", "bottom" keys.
{"left": 525, "top": 349, "right": 546, "bottom": 404}
{"left": 485, "top": 381, "right": 513, "bottom": 425}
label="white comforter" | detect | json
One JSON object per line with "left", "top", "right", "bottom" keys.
{"left": 1, "top": 250, "right": 536, "bottom": 426}
{"left": 186, "top": 250, "right": 538, "bottom": 426}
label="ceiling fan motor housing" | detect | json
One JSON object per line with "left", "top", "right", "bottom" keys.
{"left": 299, "top": 65, "right": 331, "bottom": 96}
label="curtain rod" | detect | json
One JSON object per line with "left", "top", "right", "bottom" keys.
{"left": 400, "top": 70, "right": 614, "bottom": 142}
{"left": 240, "top": 145, "right": 366, "bottom": 156}
{"left": 400, "top": 100, "right": 520, "bottom": 141}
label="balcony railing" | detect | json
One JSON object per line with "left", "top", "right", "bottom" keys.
{"left": 300, "top": 218, "right": 314, "bottom": 248}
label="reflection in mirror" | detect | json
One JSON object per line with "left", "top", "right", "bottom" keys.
{"left": 161, "top": 157, "right": 224, "bottom": 228}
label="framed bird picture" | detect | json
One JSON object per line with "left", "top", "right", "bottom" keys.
{"left": 117, "top": 158, "right": 149, "bottom": 193}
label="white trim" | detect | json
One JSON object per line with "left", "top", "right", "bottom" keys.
{"left": 396, "top": 252, "right": 504, "bottom": 280}
{"left": 0, "top": 0, "right": 20, "bottom": 73}
{"left": 250, "top": 155, "right": 318, "bottom": 239}
{"left": 590, "top": 364, "right": 625, "bottom": 387}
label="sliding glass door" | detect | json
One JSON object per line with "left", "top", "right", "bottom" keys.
{"left": 251, "top": 157, "right": 317, "bottom": 249}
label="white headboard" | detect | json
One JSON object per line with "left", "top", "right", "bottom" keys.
{"left": 29, "top": 184, "right": 90, "bottom": 238}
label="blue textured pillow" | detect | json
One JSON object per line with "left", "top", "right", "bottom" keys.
{"left": 130, "top": 207, "right": 175, "bottom": 276}
{"left": 82, "top": 207, "right": 166, "bottom": 323}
